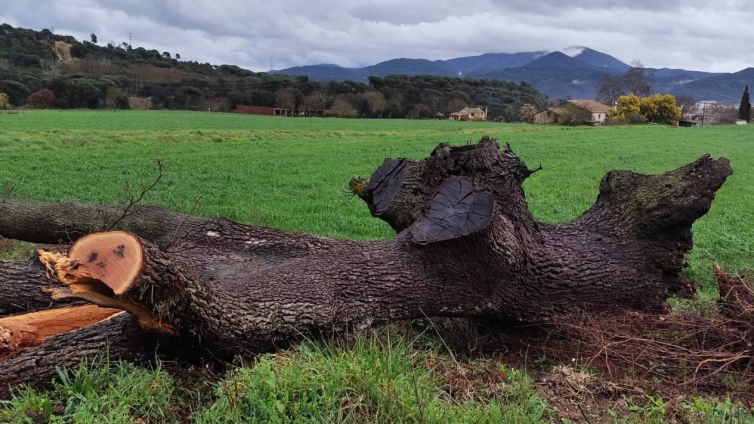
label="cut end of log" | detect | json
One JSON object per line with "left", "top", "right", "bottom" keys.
{"left": 36, "top": 231, "right": 175, "bottom": 335}
{"left": 0, "top": 305, "right": 122, "bottom": 360}
{"left": 366, "top": 158, "right": 408, "bottom": 216}
{"left": 411, "top": 176, "right": 495, "bottom": 245}
{"left": 39, "top": 231, "right": 144, "bottom": 295}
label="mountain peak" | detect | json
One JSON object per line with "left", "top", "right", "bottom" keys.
{"left": 561, "top": 46, "right": 588, "bottom": 57}
{"left": 524, "top": 51, "right": 590, "bottom": 69}
{"left": 563, "top": 47, "right": 631, "bottom": 72}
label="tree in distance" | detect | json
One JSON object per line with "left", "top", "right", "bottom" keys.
{"left": 739, "top": 85, "right": 751, "bottom": 123}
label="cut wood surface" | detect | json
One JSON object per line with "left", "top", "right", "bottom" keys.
{"left": 38, "top": 232, "right": 176, "bottom": 335}
{"left": 66, "top": 231, "right": 144, "bottom": 295}
{"left": 0, "top": 304, "right": 121, "bottom": 360}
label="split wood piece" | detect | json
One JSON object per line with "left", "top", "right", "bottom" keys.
{"left": 0, "top": 304, "right": 120, "bottom": 360}
{"left": 0, "top": 312, "right": 156, "bottom": 398}
{"left": 38, "top": 231, "right": 176, "bottom": 335}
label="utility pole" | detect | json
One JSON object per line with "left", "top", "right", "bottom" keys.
{"left": 701, "top": 101, "right": 707, "bottom": 127}
{"left": 129, "top": 33, "right": 132, "bottom": 48}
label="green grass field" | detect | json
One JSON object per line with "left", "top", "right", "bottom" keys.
{"left": 1, "top": 110, "right": 753, "bottom": 422}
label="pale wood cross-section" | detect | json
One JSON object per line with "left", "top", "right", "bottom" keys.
{"left": 38, "top": 231, "right": 144, "bottom": 296}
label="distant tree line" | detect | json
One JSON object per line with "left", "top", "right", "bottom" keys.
{"left": 0, "top": 24, "right": 547, "bottom": 120}
{"left": 224, "top": 75, "right": 547, "bottom": 120}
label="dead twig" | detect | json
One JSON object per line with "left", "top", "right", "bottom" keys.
{"left": 0, "top": 185, "right": 14, "bottom": 203}
{"left": 527, "top": 164, "right": 543, "bottom": 176}
{"left": 106, "top": 159, "right": 164, "bottom": 230}
{"left": 496, "top": 264, "right": 754, "bottom": 398}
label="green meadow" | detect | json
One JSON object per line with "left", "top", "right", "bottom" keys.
{"left": 1, "top": 110, "right": 753, "bottom": 422}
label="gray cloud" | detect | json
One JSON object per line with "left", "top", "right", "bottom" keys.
{"left": 1, "top": 0, "right": 752, "bottom": 72}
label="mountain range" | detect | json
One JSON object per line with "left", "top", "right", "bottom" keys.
{"left": 273, "top": 47, "right": 751, "bottom": 102}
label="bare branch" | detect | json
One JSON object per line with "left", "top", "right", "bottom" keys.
{"left": 106, "top": 159, "right": 164, "bottom": 230}
{"left": 526, "top": 164, "right": 543, "bottom": 177}
{"left": 0, "top": 185, "right": 14, "bottom": 204}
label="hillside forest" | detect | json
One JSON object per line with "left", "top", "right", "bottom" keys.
{"left": 0, "top": 24, "right": 547, "bottom": 120}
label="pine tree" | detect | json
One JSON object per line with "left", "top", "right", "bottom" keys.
{"left": 739, "top": 85, "right": 751, "bottom": 123}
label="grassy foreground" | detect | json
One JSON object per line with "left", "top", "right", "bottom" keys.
{"left": 1, "top": 110, "right": 753, "bottom": 422}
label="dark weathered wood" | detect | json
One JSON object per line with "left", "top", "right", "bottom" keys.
{"left": 0, "top": 259, "right": 60, "bottom": 316}
{"left": 367, "top": 159, "right": 407, "bottom": 216}
{"left": 361, "top": 158, "right": 426, "bottom": 232}
{"left": 411, "top": 176, "right": 494, "bottom": 245}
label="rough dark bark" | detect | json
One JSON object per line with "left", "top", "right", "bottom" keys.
{"left": 0, "top": 138, "right": 733, "bottom": 389}
{"left": 0, "top": 259, "right": 61, "bottom": 316}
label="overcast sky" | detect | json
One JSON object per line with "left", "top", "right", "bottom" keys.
{"left": 2, "top": 0, "right": 753, "bottom": 73}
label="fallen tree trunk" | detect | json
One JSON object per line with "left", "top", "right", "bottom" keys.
{"left": 0, "top": 137, "right": 732, "bottom": 393}
{"left": 0, "top": 198, "right": 344, "bottom": 256}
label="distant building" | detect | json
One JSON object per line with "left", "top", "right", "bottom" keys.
{"left": 533, "top": 106, "right": 566, "bottom": 124}
{"left": 533, "top": 100, "right": 611, "bottom": 125}
{"left": 449, "top": 106, "right": 487, "bottom": 121}
{"left": 236, "top": 105, "right": 292, "bottom": 116}
{"left": 563, "top": 99, "right": 611, "bottom": 124}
